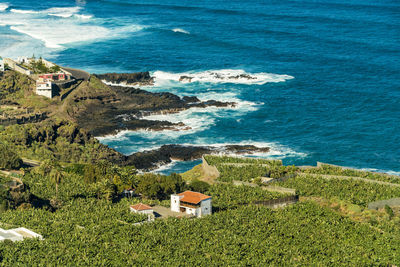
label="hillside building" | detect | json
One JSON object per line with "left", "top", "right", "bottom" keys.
{"left": 130, "top": 203, "right": 154, "bottom": 215}
{"left": 36, "top": 78, "right": 53, "bottom": 98}
{"left": 130, "top": 203, "right": 154, "bottom": 221}
{"left": 171, "top": 191, "right": 212, "bottom": 217}
{"left": 3, "top": 58, "right": 32, "bottom": 75}
{"left": 39, "top": 73, "right": 70, "bottom": 81}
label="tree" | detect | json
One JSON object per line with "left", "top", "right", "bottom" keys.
{"left": 0, "top": 143, "right": 22, "bottom": 170}
{"left": 136, "top": 174, "right": 162, "bottom": 199}
{"left": 83, "top": 164, "right": 97, "bottom": 184}
{"left": 189, "top": 180, "right": 210, "bottom": 193}
{"left": 385, "top": 204, "right": 394, "bottom": 220}
{"left": 100, "top": 179, "right": 117, "bottom": 201}
{"left": 50, "top": 167, "right": 63, "bottom": 199}
{"left": 49, "top": 65, "right": 61, "bottom": 73}
{"left": 136, "top": 173, "right": 187, "bottom": 200}
{"left": 38, "top": 159, "right": 56, "bottom": 176}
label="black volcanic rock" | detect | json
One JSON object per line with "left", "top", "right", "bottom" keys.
{"left": 182, "top": 96, "right": 200, "bottom": 103}
{"left": 179, "top": 76, "right": 193, "bottom": 82}
{"left": 95, "top": 72, "right": 154, "bottom": 86}
{"left": 65, "top": 75, "right": 236, "bottom": 136}
{"left": 125, "top": 144, "right": 270, "bottom": 170}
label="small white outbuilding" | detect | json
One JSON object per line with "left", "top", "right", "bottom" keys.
{"left": 130, "top": 203, "right": 153, "bottom": 215}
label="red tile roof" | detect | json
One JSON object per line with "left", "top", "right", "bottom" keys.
{"left": 130, "top": 203, "right": 152, "bottom": 211}
{"left": 178, "top": 191, "right": 211, "bottom": 204}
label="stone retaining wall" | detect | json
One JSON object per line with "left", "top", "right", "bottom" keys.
{"left": 0, "top": 113, "right": 47, "bottom": 126}
{"left": 368, "top": 198, "right": 400, "bottom": 210}
{"left": 201, "top": 156, "right": 220, "bottom": 178}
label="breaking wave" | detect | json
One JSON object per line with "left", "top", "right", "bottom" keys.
{"left": 74, "top": 14, "right": 92, "bottom": 20}
{"left": 172, "top": 28, "right": 190, "bottom": 34}
{"left": 152, "top": 69, "right": 294, "bottom": 85}
{"left": 0, "top": 3, "right": 8, "bottom": 12}
{"left": 182, "top": 140, "right": 308, "bottom": 159}
{"left": 0, "top": 6, "right": 143, "bottom": 49}
{"left": 10, "top": 9, "right": 38, "bottom": 14}
{"left": 46, "top": 7, "right": 82, "bottom": 18}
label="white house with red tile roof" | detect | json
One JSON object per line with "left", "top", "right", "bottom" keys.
{"left": 171, "top": 191, "right": 212, "bottom": 217}
{"left": 130, "top": 203, "right": 153, "bottom": 215}
{"left": 130, "top": 203, "right": 155, "bottom": 222}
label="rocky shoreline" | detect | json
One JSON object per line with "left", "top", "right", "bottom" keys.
{"left": 95, "top": 72, "right": 155, "bottom": 86}
{"left": 124, "top": 144, "right": 271, "bottom": 170}
{"left": 61, "top": 72, "right": 270, "bottom": 170}
{"left": 63, "top": 73, "right": 235, "bottom": 136}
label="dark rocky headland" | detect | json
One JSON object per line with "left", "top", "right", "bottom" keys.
{"left": 0, "top": 69, "right": 270, "bottom": 170}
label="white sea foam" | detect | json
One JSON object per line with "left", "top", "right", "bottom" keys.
{"left": 180, "top": 140, "right": 308, "bottom": 159}
{"left": 74, "top": 14, "right": 92, "bottom": 20}
{"left": 172, "top": 28, "right": 190, "bottom": 34}
{"left": 101, "top": 80, "right": 141, "bottom": 87}
{"left": 1, "top": 6, "right": 142, "bottom": 50}
{"left": 359, "top": 168, "right": 400, "bottom": 177}
{"left": 46, "top": 7, "right": 81, "bottom": 17}
{"left": 48, "top": 13, "right": 73, "bottom": 18}
{"left": 10, "top": 23, "right": 110, "bottom": 48}
{"left": 143, "top": 107, "right": 218, "bottom": 135}
{"left": 152, "top": 160, "right": 179, "bottom": 174}
{"left": 152, "top": 69, "right": 294, "bottom": 85}
{"left": 96, "top": 130, "right": 132, "bottom": 142}
{"left": 0, "top": 3, "right": 8, "bottom": 11}
{"left": 10, "top": 9, "right": 39, "bottom": 14}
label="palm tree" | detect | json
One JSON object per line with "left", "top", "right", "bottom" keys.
{"left": 50, "top": 168, "right": 63, "bottom": 199}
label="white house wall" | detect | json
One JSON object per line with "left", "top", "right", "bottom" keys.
{"left": 36, "top": 89, "right": 53, "bottom": 98}
{"left": 171, "top": 194, "right": 181, "bottom": 212}
{"left": 185, "top": 207, "right": 199, "bottom": 216}
{"left": 200, "top": 198, "right": 212, "bottom": 216}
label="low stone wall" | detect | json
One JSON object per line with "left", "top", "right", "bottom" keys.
{"left": 201, "top": 156, "right": 220, "bottom": 178}
{"left": 0, "top": 113, "right": 47, "bottom": 126}
{"left": 254, "top": 195, "right": 299, "bottom": 209}
{"left": 3, "top": 58, "right": 31, "bottom": 75}
{"left": 368, "top": 198, "right": 400, "bottom": 210}
{"left": 232, "top": 180, "right": 258, "bottom": 187}
{"left": 263, "top": 185, "right": 297, "bottom": 195}
{"left": 60, "top": 80, "right": 82, "bottom": 100}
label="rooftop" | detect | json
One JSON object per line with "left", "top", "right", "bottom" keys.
{"left": 178, "top": 191, "right": 211, "bottom": 204}
{"left": 0, "top": 227, "right": 42, "bottom": 242}
{"left": 130, "top": 203, "right": 152, "bottom": 211}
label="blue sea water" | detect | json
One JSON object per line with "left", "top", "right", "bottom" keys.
{"left": 0, "top": 0, "right": 399, "bottom": 174}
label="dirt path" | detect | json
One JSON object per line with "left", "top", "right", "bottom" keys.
{"left": 61, "top": 67, "right": 90, "bottom": 81}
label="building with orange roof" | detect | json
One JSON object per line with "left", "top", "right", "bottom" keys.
{"left": 130, "top": 203, "right": 153, "bottom": 214}
{"left": 130, "top": 203, "right": 154, "bottom": 222}
{"left": 171, "top": 191, "right": 212, "bottom": 217}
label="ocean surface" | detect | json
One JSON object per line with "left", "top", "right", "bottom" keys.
{"left": 1, "top": 0, "right": 399, "bottom": 174}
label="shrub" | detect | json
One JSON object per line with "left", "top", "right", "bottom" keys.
{"left": 189, "top": 180, "right": 210, "bottom": 193}
{"left": 0, "top": 143, "right": 22, "bottom": 169}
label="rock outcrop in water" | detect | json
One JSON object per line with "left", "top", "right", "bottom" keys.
{"left": 62, "top": 75, "right": 236, "bottom": 136}
{"left": 95, "top": 72, "right": 154, "bottom": 86}
{"left": 125, "top": 144, "right": 270, "bottom": 170}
